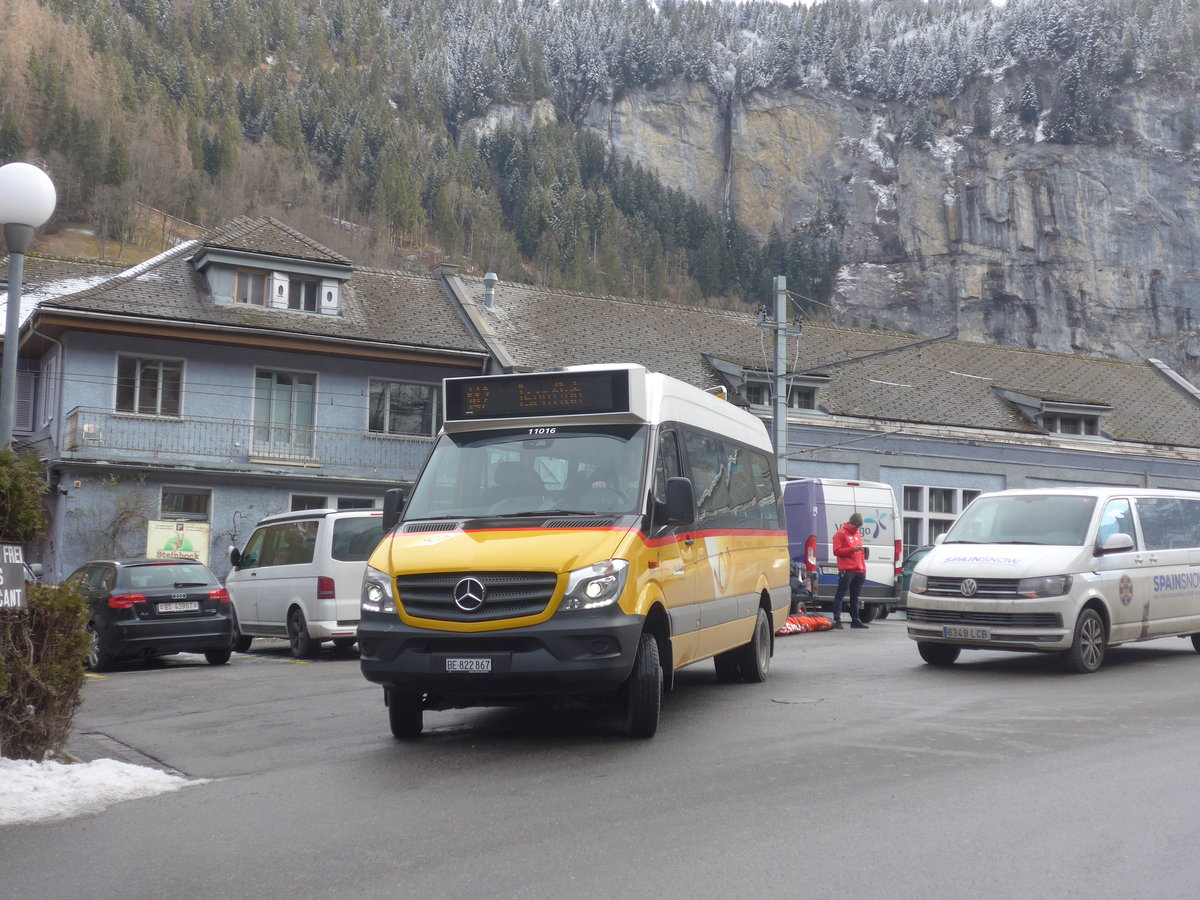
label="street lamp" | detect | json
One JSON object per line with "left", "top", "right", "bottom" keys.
{"left": 0, "top": 162, "right": 56, "bottom": 447}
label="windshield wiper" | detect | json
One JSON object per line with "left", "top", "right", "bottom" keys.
{"left": 174, "top": 581, "right": 207, "bottom": 587}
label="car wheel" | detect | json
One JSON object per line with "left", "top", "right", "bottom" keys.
{"left": 624, "top": 632, "right": 662, "bottom": 738}
{"left": 735, "top": 607, "right": 771, "bottom": 684}
{"left": 86, "top": 624, "right": 115, "bottom": 672}
{"left": 1192, "top": 634, "right": 1200, "bottom": 653}
{"left": 387, "top": 689, "right": 423, "bottom": 739}
{"left": 231, "top": 608, "right": 252, "bottom": 652}
{"left": 1062, "top": 608, "right": 1106, "bottom": 673}
{"left": 713, "top": 650, "right": 741, "bottom": 683}
{"left": 204, "top": 648, "right": 232, "bottom": 665}
{"left": 917, "top": 642, "right": 960, "bottom": 666}
{"left": 859, "top": 604, "right": 879, "bottom": 624}
{"left": 287, "top": 608, "right": 320, "bottom": 659}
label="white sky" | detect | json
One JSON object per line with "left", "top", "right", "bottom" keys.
{"left": 0, "top": 757, "right": 205, "bottom": 827}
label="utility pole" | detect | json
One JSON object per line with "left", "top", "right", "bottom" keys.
{"left": 756, "top": 275, "right": 801, "bottom": 463}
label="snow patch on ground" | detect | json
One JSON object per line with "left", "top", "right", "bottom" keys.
{"left": 0, "top": 757, "right": 207, "bottom": 827}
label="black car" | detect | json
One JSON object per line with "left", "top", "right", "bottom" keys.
{"left": 67, "top": 558, "right": 235, "bottom": 672}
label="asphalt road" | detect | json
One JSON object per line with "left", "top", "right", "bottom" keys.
{"left": 5, "top": 618, "right": 1200, "bottom": 899}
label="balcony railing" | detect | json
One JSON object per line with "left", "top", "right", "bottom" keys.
{"left": 60, "top": 407, "right": 433, "bottom": 479}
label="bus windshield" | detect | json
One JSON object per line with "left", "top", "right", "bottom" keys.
{"left": 943, "top": 494, "right": 1098, "bottom": 546}
{"left": 403, "top": 425, "right": 648, "bottom": 519}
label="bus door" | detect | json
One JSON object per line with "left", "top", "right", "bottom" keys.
{"left": 651, "top": 429, "right": 700, "bottom": 666}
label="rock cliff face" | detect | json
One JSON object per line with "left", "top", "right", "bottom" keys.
{"left": 579, "top": 79, "right": 1200, "bottom": 379}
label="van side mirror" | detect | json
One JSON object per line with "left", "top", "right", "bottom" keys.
{"left": 933, "top": 533, "right": 946, "bottom": 546}
{"left": 664, "top": 477, "right": 696, "bottom": 527}
{"left": 228, "top": 546, "right": 241, "bottom": 568}
{"left": 1098, "top": 532, "right": 1134, "bottom": 554}
{"left": 383, "top": 487, "right": 408, "bottom": 532}
{"left": 28, "top": 562, "right": 43, "bottom": 579}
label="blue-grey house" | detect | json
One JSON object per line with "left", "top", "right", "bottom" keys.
{"left": 4, "top": 217, "right": 488, "bottom": 579}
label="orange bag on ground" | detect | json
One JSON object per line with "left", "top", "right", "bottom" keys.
{"left": 775, "top": 614, "right": 833, "bottom": 636}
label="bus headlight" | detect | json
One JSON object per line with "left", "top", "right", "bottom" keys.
{"left": 1016, "top": 575, "right": 1072, "bottom": 598}
{"left": 560, "top": 559, "right": 629, "bottom": 611}
{"left": 909, "top": 572, "right": 927, "bottom": 594}
{"left": 361, "top": 565, "right": 396, "bottom": 615}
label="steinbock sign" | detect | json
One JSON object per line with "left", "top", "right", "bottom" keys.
{"left": 146, "top": 521, "right": 211, "bottom": 565}
{"left": 0, "top": 543, "right": 27, "bottom": 610}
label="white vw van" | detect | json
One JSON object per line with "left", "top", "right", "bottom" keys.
{"left": 906, "top": 487, "right": 1200, "bottom": 673}
{"left": 226, "top": 509, "right": 385, "bottom": 658}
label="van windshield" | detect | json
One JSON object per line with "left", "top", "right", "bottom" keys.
{"left": 403, "top": 425, "right": 648, "bottom": 519}
{"left": 943, "top": 494, "right": 1097, "bottom": 546}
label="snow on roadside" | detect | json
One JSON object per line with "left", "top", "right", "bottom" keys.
{"left": 0, "top": 757, "right": 207, "bottom": 827}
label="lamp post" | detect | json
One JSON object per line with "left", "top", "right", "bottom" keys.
{"left": 0, "top": 162, "right": 57, "bottom": 448}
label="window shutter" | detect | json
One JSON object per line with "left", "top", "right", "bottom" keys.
{"left": 16, "top": 370, "right": 35, "bottom": 433}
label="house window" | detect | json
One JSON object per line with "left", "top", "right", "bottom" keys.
{"left": 117, "top": 357, "right": 182, "bottom": 417}
{"left": 290, "top": 494, "right": 377, "bottom": 511}
{"left": 162, "top": 487, "right": 210, "bottom": 521}
{"left": 369, "top": 380, "right": 439, "bottom": 436}
{"left": 902, "top": 485, "right": 981, "bottom": 557}
{"left": 235, "top": 269, "right": 268, "bottom": 305}
{"left": 1042, "top": 413, "right": 1099, "bottom": 436}
{"left": 254, "top": 370, "right": 315, "bottom": 458}
{"left": 288, "top": 277, "right": 319, "bottom": 312}
{"left": 743, "top": 380, "right": 816, "bottom": 410}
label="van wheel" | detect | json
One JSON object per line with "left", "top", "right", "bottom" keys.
{"left": 1062, "top": 608, "right": 1106, "bottom": 673}
{"left": 735, "top": 608, "right": 771, "bottom": 683}
{"left": 287, "top": 609, "right": 320, "bottom": 659}
{"left": 625, "top": 632, "right": 662, "bottom": 738}
{"left": 87, "top": 624, "right": 116, "bottom": 672}
{"left": 918, "top": 642, "right": 960, "bottom": 666}
{"left": 1191, "top": 634, "right": 1200, "bottom": 653}
{"left": 713, "top": 651, "right": 741, "bottom": 683}
{"left": 387, "top": 689, "right": 423, "bottom": 739}
{"left": 231, "top": 609, "right": 252, "bottom": 652}
{"left": 859, "top": 604, "right": 878, "bottom": 624}
{"left": 877, "top": 607, "right": 890, "bottom": 620}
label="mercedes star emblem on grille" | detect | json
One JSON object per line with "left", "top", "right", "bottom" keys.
{"left": 960, "top": 578, "right": 978, "bottom": 598}
{"left": 453, "top": 577, "right": 487, "bottom": 612}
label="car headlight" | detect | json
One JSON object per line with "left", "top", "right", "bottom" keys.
{"left": 559, "top": 559, "right": 629, "bottom": 611}
{"left": 908, "top": 572, "right": 927, "bottom": 594}
{"left": 361, "top": 565, "right": 396, "bottom": 615}
{"left": 1016, "top": 575, "right": 1072, "bottom": 598}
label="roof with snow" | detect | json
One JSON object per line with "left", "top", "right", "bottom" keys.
{"left": 2, "top": 217, "right": 484, "bottom": 357}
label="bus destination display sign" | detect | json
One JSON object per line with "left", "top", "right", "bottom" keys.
{"left": 445, "top": 369, "right": 631, "bottom": 421}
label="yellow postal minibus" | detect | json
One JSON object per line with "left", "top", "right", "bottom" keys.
{"left": 359, "top": 364, "right": 790, "bottom": 737}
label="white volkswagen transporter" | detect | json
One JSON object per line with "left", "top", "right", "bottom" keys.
{"left": 906, "top": 487, "right": 1200, "bottom": 673}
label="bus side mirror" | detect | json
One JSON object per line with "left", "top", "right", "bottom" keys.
{"left": 228, "top": 546, "right": 241, "bottom": 568}
{"left": 664, "top": 477, "right": 696, "bottom": 527}
{"left": 383, "top": 487, "right": 407, "bottom": 532}
{"left": 1098, "top": 532, "right": 1134, "bottom": 554}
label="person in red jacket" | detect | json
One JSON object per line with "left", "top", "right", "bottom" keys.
{"left": 831, "top": 512, "right": 869, "bottom": 629}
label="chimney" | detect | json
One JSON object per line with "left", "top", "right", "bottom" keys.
{"left": 483, "top": 272, "right": 498, "bottom": 308}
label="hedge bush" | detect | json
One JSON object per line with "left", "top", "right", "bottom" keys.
{"left": 0, "top": 447, "right": 88, "bottom": 760}
{"left": 0, "top": 583, "right": 89, "bottom": 759}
